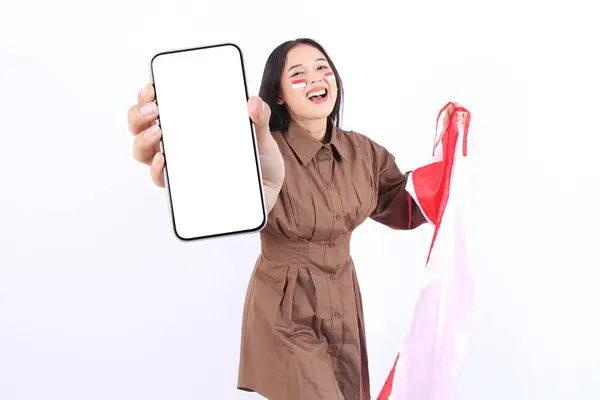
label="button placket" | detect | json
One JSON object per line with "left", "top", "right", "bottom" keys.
{"left": 326, "top": 257, "right": 343, "bottom": 346}
{"left": 317, "top": 144, "right": 344, "bottom": 352}
{"left": 318, "top": 146, "right": 334, "bottom": 188}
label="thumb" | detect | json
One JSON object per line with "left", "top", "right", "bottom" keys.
{"left": 248, "top": 96, "right": 273, "bottom": 150}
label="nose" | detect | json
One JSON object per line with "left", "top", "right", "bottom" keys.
{"left": 308, "top": 72, "right": 323, "bottom": 84}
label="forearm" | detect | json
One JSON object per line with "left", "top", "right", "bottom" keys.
{"left": 372, "top": 180, "right": 427, "bottom": 230}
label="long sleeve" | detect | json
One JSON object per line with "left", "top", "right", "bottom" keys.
{"left": 369, "top": 145, "right": 427, "bottom": 230}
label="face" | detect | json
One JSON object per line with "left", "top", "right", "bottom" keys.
{"left": 277, "top": 44, "right": 338, "bottom": 122}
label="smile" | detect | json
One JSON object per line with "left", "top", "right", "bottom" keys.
{"left": 306, "top": 87, "right": 328, "bottom": 103}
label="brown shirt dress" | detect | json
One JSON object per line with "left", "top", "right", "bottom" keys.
{"left": 237, "top": 120, "right": 427, "bottom": 400}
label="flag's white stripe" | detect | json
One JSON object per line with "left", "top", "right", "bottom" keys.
{"left": 386, "top": 109, "right": 474, "bottom": 400}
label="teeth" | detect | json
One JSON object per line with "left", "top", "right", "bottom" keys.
{"left": 308, "top": 89, "right": 326, "bottom": 98}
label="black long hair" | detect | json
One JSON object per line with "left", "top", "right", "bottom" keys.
{"left": 258, "top": 38, "right": 344, "bottom": 133}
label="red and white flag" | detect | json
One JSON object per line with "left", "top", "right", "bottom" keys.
{"left": 325, "top": 71, "right": 335, "bottom": 80}
{"left": 378, "top": 102, "right": 474, "bottom": 400}
{"left": 291, "top": 78, "right": 306, "bottom": 89}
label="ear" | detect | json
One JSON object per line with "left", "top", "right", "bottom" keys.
{"left": 276, "top": 94, "right": 284, "bottom": 105}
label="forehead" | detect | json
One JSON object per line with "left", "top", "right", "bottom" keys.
{"left": 284, "top": 44, "right": 328, "bottom": 67}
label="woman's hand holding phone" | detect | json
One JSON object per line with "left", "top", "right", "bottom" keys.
{"left": 127, "top": 83, "right": 285, "bottom": 212}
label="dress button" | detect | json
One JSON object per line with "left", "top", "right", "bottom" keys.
{"left": 335, "top": 214, "right": 341, "bottom": 220}
{"left": 334, "top": 311, "right": 341, "bottom": 318}
{"left": 331, "top": 344, "right": 338, "bottom": 352}
{"left": 329, "top": 274, "right": 336, "bottom": 281}
{"left": 328, "top": 242, "right": 335, "bottom": 248}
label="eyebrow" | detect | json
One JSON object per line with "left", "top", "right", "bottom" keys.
{"left": 288, "top": 58, "right": 328, "bottom": 72}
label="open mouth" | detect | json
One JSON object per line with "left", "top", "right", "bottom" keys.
{"left": 307, "top": 87, "right": 328, "bottom": 103}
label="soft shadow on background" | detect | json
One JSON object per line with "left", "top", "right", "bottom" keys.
{"left": 1, "top": 1, "right": 599, "bottom": 399}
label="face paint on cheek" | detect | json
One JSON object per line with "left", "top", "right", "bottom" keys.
{"left": 325, "top": 71, "right": 335, "bottom": 81}
{"left": 291, "top": 79, "right": 306, "bottom": 89}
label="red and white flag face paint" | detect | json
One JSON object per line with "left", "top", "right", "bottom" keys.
{"left": 325, "top": 71, "right": 335, "bottom": 80}
{"left": 377, "top": 102, "right": 474, "bottom": 400}
{"left": 291, "top": 79, "right": 306, "bottom": 89}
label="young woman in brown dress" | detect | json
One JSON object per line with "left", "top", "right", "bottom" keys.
{"left": 127, "top": 38, "right": 429, "bottom": 400}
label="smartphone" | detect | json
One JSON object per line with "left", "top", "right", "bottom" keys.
{"left": 149, "top": 43, "right": 266, "bottom": 241}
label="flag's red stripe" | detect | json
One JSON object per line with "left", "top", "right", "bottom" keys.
{"left": 425, "top": 104, "right": 471, "bottom": 265}
{"left": 410, "top": 162, "right": 443, "bottom": 224}
{"left": 461, "top": 107, "right": 471, "bottom": 156}
{"left": 425, "top": 108, "right": 458, "bottom": 264}
{"left": 291, "top": 79, "right": 306, "bottom": 84}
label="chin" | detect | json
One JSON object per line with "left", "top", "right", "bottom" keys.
{"left": 289, "top": 97, "right": 335, "bottom": 121}
{"left": 306, "top": 102, "right": 335, "bottom": 118}
{"left": 303, "top": 110, "right": 333, "bottom": 121}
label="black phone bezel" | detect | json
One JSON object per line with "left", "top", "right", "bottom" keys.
{"left": 149, "top": 43, "right": 267, "bottom": 242}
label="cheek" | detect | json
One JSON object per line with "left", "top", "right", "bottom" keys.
{"left": 329, "top": 80, "right": 338, "bottom": 96}
{"left": 327, "top": 87, "right": 338, "bottom": 105}
{"left": 282, "top": 84, "right": 306, "bottom": 108}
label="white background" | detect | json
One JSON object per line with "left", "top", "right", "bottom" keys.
{"left": 1, "top": 1, "right": 599, "bottom": 399}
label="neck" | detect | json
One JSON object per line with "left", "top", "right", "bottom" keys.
{"left": 293, "top": 117, "right": 329, "bottom": 142}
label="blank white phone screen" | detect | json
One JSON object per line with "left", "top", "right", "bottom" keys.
{"left": 150, "top": 44, "right": 266, "bottom": 241}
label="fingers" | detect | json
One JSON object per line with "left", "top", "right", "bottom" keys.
{"left": 247, "top": 96, "right": 274, "bottom": 152}
{"left": 129, "top": 83, "right": 164, "bottom": 189}
{"left": 128, "top": 101, "right": 158, "bottom": 135}
{"left": 134, "top": 124, "right": 161, "bottom": 165}
{"left": 150, "top": 152, "right": 165, "bottom": 188}
{"left": 137, "top": 83, "right": 155, "bottom": 104}
{"left": 128, "top": 84, "right": 158, "bottom": 135}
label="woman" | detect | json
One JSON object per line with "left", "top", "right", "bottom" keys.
{"left": 127, "top": 38, "right": 428, "bottom": 399}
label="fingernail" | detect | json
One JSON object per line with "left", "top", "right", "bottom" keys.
{"left": 140, "top": 85, "right": 147, "bottom": 98}
{"left": 139, "top": 103, "right": 156, "bottom": 116}
{"left": 144, "top": 124, "right": 159, "bottom": 139}
{"left": 261, "top": 100, "right": 266, "bottom": 113}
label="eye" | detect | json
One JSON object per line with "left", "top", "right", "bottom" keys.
{"left": 290, "top": 71, "right": 302, "bottom": 77}
{"left": 317, "top": 65, "right": 329, "bottom": 70}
